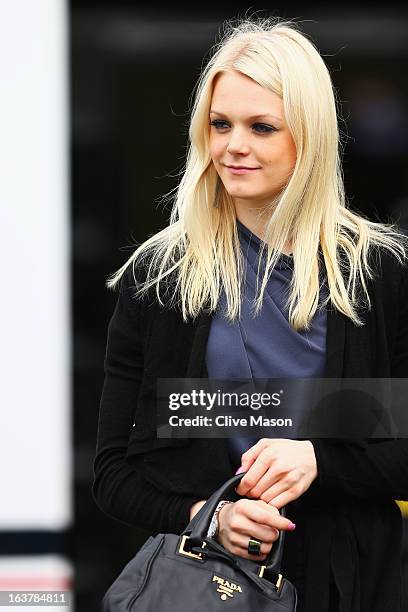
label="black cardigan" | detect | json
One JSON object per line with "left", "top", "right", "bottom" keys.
{"left": 93, "top": 245, "right": 408, "bottom": 612}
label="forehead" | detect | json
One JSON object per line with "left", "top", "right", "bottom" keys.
{"left": 210, "top": 71, "right": 284, "bottom": 120}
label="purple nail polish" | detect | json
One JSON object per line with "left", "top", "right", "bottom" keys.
{"left": 288, "top": 522, "right": 296, "bottom": 531}
{"left": 235, "top": 466, "right": 245, "bottom": 475}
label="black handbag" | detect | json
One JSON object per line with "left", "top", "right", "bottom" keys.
{"left": 101, "top": 472, "right": 297, "bottom": 611}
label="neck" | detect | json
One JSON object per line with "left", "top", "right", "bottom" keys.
{"left": 235, "top": 209, "right": 293, "bottom": 256}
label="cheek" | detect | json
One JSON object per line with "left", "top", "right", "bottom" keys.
{"left": 288, "top": 140, "right": 297, "bottom": 166}
{"left": 209, "top": 136, "right": 225, "bottom": 160}
{"left": 264, "top": 138, "right": 297, "bottom": 168}
{"left": 285, "top": 135, "right": 297, "bottom": 166}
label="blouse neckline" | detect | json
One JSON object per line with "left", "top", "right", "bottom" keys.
{"left": 235, "top": 217, "right": 294, "bottom": 265}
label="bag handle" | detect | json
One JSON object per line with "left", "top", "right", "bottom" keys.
{"left": 182, "top": 472, "right": 286, "bottom": 575}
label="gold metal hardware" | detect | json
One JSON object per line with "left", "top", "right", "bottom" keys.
{"left": 178, "top": 535, "right": 207, "bottom": 560}
{"left": 258, "top": 567, "right": 283, "bottom": 591}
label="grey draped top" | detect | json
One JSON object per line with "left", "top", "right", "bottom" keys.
{"left": 205, "top": 218, "right": 328, "bottom": 469}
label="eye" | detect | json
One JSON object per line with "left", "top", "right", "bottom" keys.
{"left": 253, "top": 123, "right": 276, "bottom": 134}
{"left": 209, "top": 119, "right": 277, "bottom": 134}
{"left": 209, "top": 119, "right": 229, "bottom": 130}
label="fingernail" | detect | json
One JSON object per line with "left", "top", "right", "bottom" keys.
{"left": 287, "top": 522, "right": 296, "bottom": 531}
{"left": 235, "top": 466, "right": 245, "bottom": 475}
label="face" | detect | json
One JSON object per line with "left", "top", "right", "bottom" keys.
{"left": 209, "top": 70, "right": 297, "bottom": 215}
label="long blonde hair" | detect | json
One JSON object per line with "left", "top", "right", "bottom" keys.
{"left": 106, "top": 15, "right": 407, "bottom": 330}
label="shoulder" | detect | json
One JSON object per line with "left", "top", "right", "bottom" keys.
{"left": 368, "top": 227, "right": 408, "bottom": 287}
{"left": 364, "top": 229, "right": 408, "bottom": 323}
{"left": 110, "top": 260, "right": 154, "bottom": 326}
{"left": 118, "top": 257, "right": 181, "bottom": 318}
{"left": 119, "top": 258, "right": 149, "bottom": 289}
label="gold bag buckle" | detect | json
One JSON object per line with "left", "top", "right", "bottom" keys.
{"left": 258, "top": 566, "right": 283, "bottom": 591}
{"left": 178, "top": 535, "right": 207, "bottom": 560}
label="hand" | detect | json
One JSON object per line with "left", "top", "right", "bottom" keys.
{"left": 216, "top": 499, "right": 296, "bottom": 561}
{"left": 235, "top": 439, "right": 318, "bottom": 509}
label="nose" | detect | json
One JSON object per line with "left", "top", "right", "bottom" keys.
{"left": 226, "top": 128, "right": 250, "bottom": 156}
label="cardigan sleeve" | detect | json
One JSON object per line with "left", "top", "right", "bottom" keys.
{"left": 310, "top": 260, "right": 408, "bottom": 502}
{"left": 92, "top": 448, "right": 201, "bottom": 535}
{"left": 92, "top": 265, "right": 202, "bottom": 534}
{"left": 310, "top": 438, "right": 408, "bottom": 501}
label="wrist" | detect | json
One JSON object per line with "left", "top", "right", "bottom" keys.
{"left": 217, "top": 501, "right": 233, "bottom": 531}
{"left": 207, "top": 500, "right": 234, "bottom": 538}
{"left": 305, "top": 440, "right": 318, "bottom": 480}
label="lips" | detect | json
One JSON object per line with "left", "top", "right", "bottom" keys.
{"left": 225, "top": 165, "right": 260, "bottom": 175}
{"left": 227, "top": 165, "right": 259, "bottom": 169}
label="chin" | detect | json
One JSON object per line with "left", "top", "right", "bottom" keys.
{"left": 225, "top": 188, "right": 258, "bottom": 199}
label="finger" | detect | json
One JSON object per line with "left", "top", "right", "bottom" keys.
{"left": 241, "top": 501, "right": 295, "bottom": 531}
{"left": 240, "top": 439, "right": 270, "bottom": 470}
{"left": 267, "top": 489, "right": 299, "bottom": 509}
{"left": 230, "top": 535, "right": 273, "bottom": 559}
{"left": 259, "top": 479, "right": 289, "bottom": 504}
{"left": 257, "top": 500, "right": 279, "bottom": 513}
{"left": 230, "top": 547, "right": 268, "bottom": 562}
{"left": 236, "top": 454, "right": 274, "bottom": 496}
{"left": 244, "top": 469, "right": 281, "bottom": 499}
{"left": 234, "top": 516, "right": 279, "bottom": 543}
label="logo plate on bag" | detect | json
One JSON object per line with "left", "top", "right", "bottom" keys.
{"left": 212, "top": 575, "right": 243, "bottom": 601}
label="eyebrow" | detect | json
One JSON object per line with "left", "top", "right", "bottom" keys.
{"left": 209, "top": 110, "right": 283, "bottom": 123}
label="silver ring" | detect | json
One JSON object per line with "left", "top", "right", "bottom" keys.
{"left": 247, "top": 537, "right": 262, "bottom": 555}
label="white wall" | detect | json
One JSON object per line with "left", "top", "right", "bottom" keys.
{"left": 0, "top": 0, "right": 71, "bottom": 529}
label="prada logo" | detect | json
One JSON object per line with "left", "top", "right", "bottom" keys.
{"left": 212, "top": 575, "right": 243, "bottom": 601}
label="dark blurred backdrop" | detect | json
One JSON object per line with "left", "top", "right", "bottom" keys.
{"left": 70, "top": 3, "right": 408, "bottom": 610}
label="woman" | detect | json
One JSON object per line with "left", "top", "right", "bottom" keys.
{"left": 92, "top": 15, "right": 408, "bottom": 612}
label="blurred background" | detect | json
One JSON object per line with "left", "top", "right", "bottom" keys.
{"left": 1, "top": 1, "right": 407, "bottom": 611}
